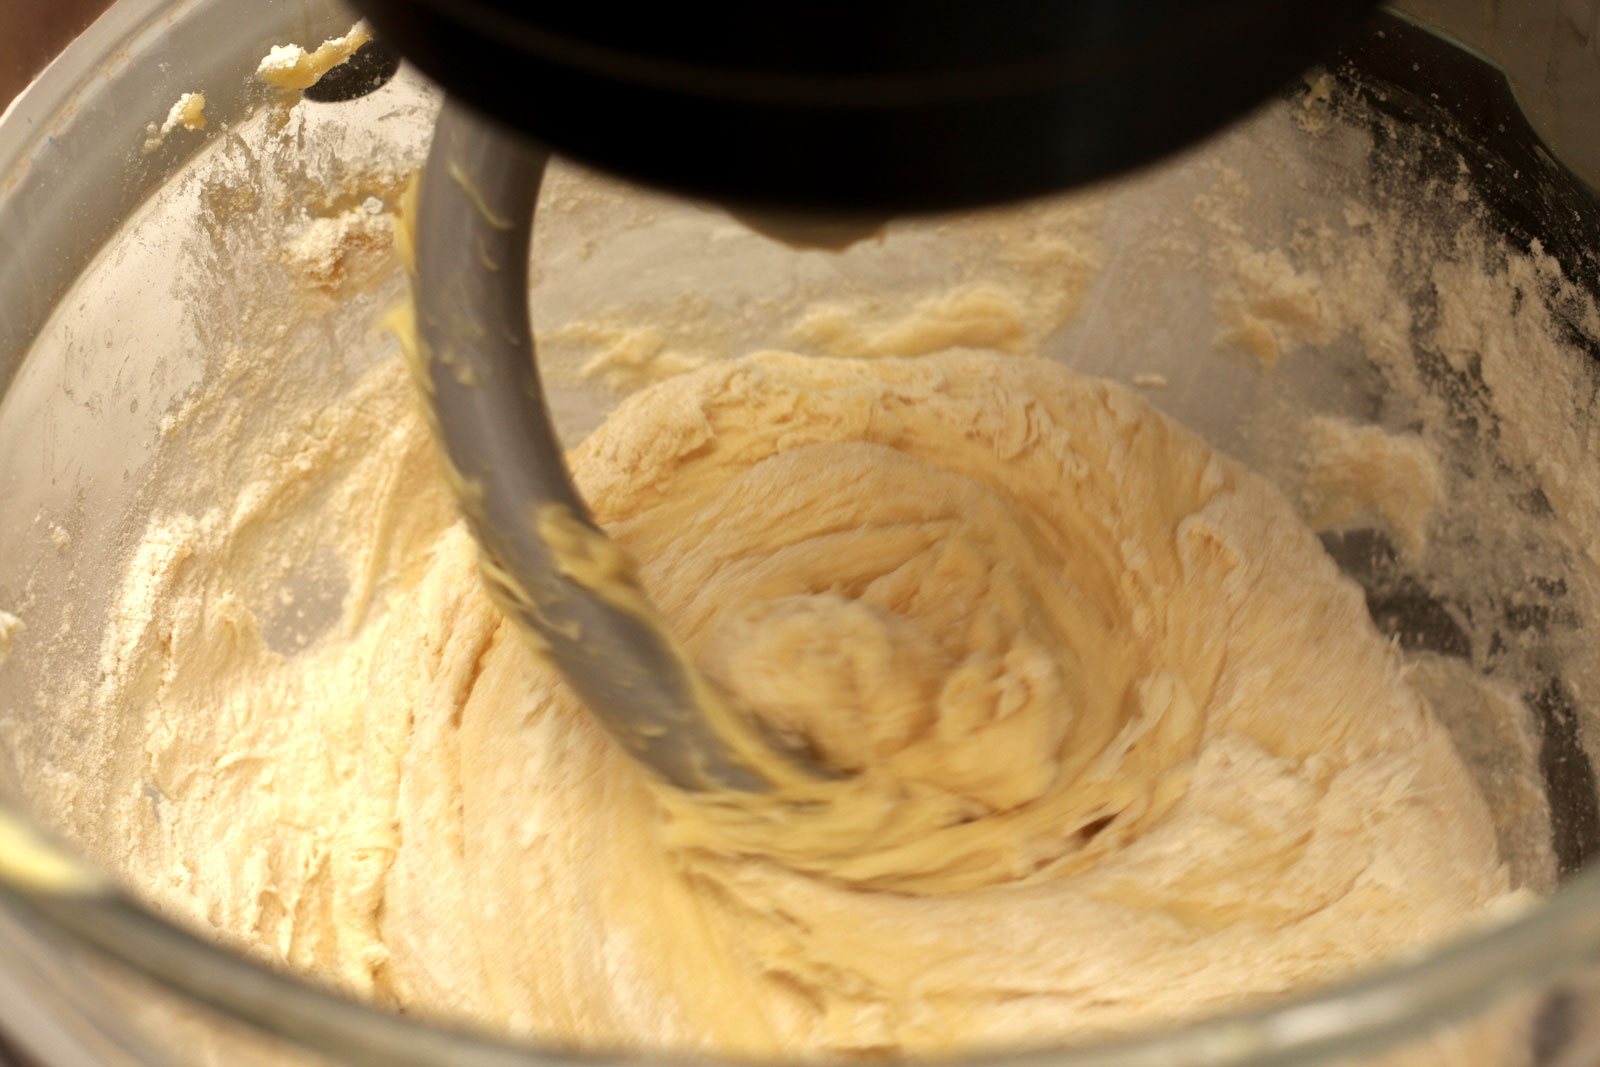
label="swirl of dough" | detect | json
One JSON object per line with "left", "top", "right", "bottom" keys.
{"left": 511, "top": 349, "right": 1507, "bottom": 1053}
{"left": 569, "top": 351, "right": 1467, "bottom": 899}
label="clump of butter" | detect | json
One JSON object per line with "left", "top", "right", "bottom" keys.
{"left": 257, "top": 22, "right": 373, "bottom": 91}
{"left": 142, "top": 92, "right": 207, "bottom": 154}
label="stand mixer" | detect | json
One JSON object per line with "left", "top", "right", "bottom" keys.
{"left": 349, "top": 0, "right": 1382, "bottom": 790}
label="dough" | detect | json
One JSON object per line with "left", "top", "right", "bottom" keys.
{"left": 104, "top": 348, "right": 1511, "bottom": 1057}
{"left": 256, "top": 24, "right": 373, "bottom": 91}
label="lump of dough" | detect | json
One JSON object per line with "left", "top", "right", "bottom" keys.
{"left": 103, "top": 349, "right": 1513, "bottom": 1060}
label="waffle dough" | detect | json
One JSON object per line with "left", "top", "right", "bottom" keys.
{"left": 111, "top": 349, "right": 1511, "bottom": 1057}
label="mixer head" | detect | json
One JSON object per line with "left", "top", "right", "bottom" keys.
{"left": 346, "top": 0, "right": 1382, "bottom": 213}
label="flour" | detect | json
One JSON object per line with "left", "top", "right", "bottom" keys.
{"left": 281, "top": 197, "right": 394, "bottom": 296}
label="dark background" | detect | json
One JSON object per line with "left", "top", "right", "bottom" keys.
{"left": 2, "top": 0, "right": 115, "bottom": 111}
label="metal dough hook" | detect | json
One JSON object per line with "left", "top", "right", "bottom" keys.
{"left": 410, "top": 101, "right": 823, "bottom": 793}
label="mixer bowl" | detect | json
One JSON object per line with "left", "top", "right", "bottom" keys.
{"left": 2, "top": 2, "right": 1600, "bottom": 1065}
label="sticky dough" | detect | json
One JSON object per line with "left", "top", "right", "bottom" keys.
{"left": 109, "top": 349, "right": 1510, "bottom": 1057}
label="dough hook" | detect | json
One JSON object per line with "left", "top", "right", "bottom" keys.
{"left": 410, "top": 103, "right": 827, "bottom": 792}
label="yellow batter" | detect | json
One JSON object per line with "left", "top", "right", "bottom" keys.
{"left": 104, "top": 347, "right": 1511, "bottom": 1057}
